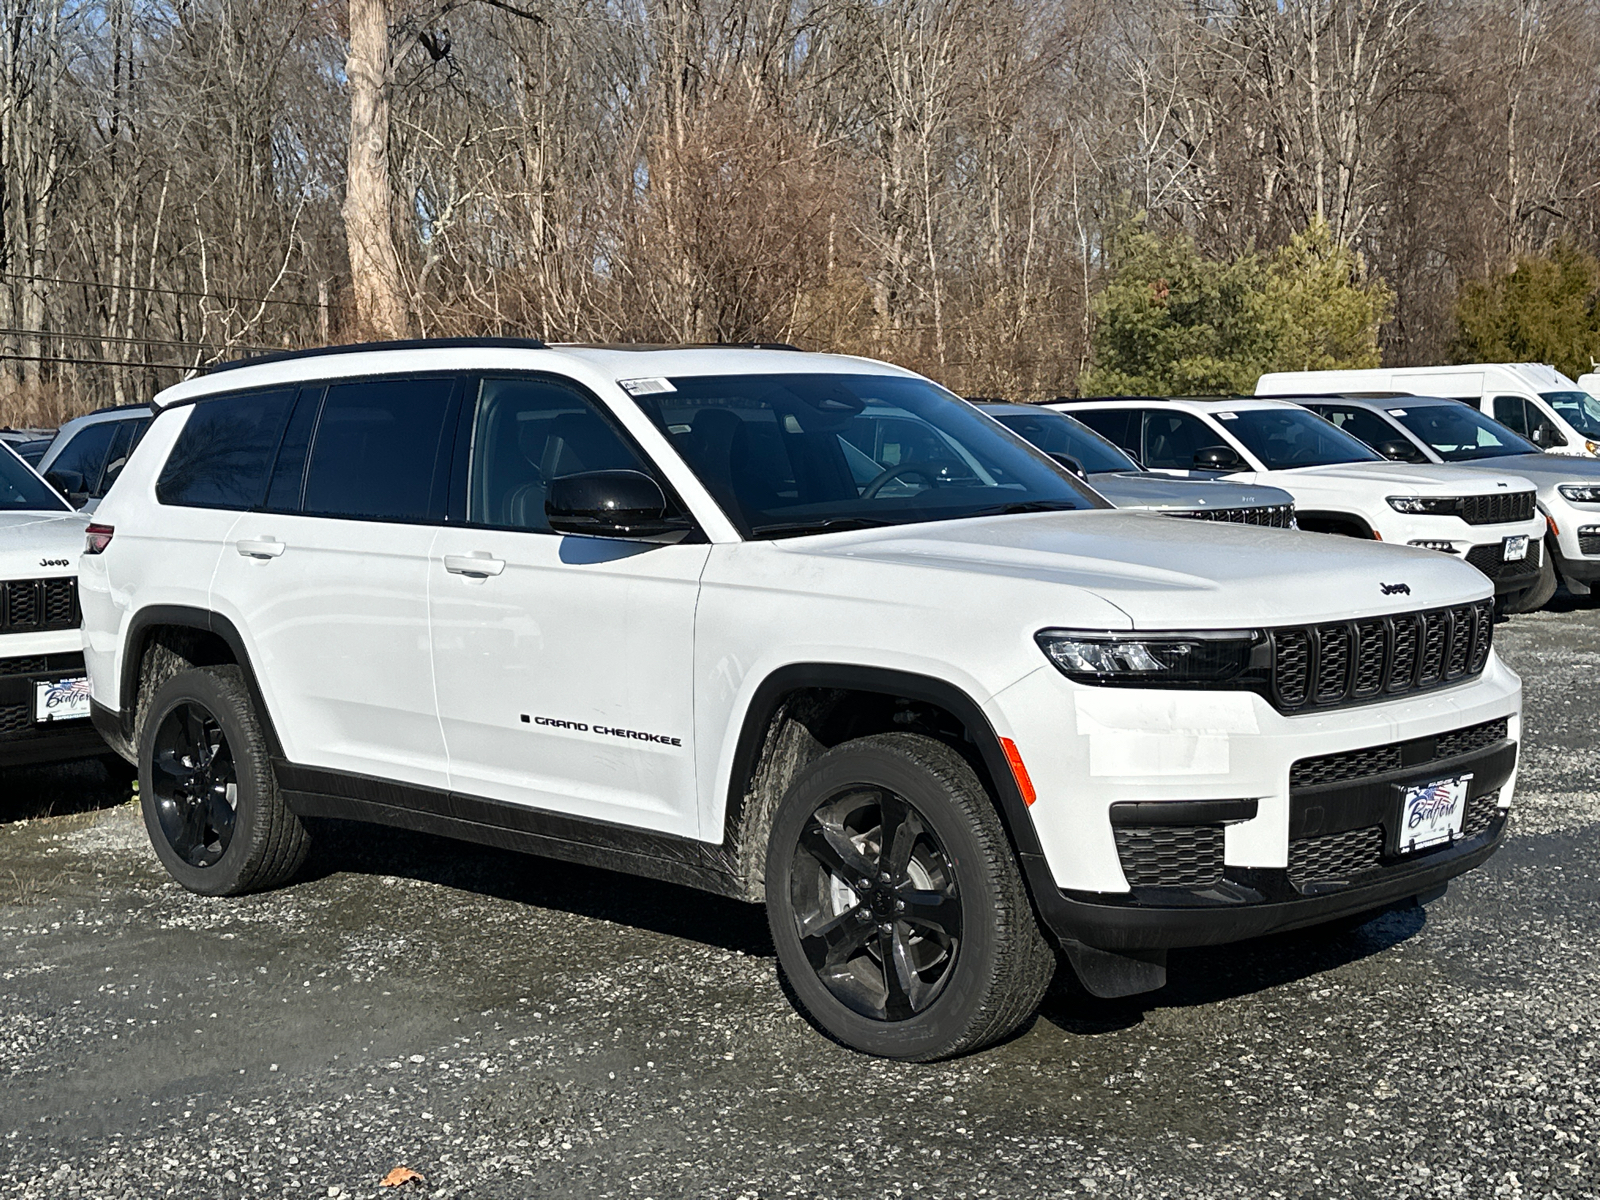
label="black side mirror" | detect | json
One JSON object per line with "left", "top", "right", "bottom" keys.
{"left": 1049, "top": 452, "right": 1087, "bottom": 479}
{"left": 1375, "top": 439, "right": 1420, "bottom": 462}
{"left": 1192, "top": 445, "right": 1245, "bottom": 472}
{"left": 546, "top": 470, "right": 691, "bottom": 539}
{"left": 44, "top": 469, "right": 88, "bottom": 507}
{"left": 1532, "top": 424, "right": 1567, "bottom": 448}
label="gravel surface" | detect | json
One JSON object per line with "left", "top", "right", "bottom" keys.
{"left": 2, "top": 607, "right": 1597, "bottom": 1199}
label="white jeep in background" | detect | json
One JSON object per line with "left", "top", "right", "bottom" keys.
{"left": 1055, "top": 396, "right": 1549, "bottom": 608}
{"left": 81, "top": 340, "right": 1521, "bottom": 1059}
{"left": 0, "top": 441, "right": 99, "bottom": 769}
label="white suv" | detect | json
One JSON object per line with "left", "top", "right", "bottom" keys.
{"left": 1058, "top": 397, "right": 1548, "bottom": 606}
{"left": 82, "top": 341, "right": 1522, "bottom": 1060}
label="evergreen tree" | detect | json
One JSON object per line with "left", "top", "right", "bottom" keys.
{"left": 1452, "top": 244, "right": 1600, "bottom": 379}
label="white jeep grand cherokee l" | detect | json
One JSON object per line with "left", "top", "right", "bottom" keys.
{"left": 81, "top": 341, "right": 1521, "bottom": 1060}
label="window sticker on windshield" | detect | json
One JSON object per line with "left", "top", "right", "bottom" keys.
{"left": 618, "top": 377, "right": 675, "bottom": 396}
{"left": 1216, "top": 412, "right": 1238, "bottom": 420}
{"left": 1388, "top": 408, "right": 1407, "bottom": 416}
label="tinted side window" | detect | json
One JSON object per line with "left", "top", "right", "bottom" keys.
{"left": 1491, "top": 396, "right": 1527, "bottom": 435}
{"left": 1073, "top": 409, "right": 1140, "bottom": 456}
{"left": 469, "top": 376, "right": 655, "bottom": 532}
{"left": 1318, "top": 406, "right": 1412, "bottom": 454}
{"left": 302, "top": 377, "right": 457, "bottom": 522}
{"left": 98, "top": 417, "right": 152, "bottom": 497}
{"left": 157, "top": 390, "right": 296, "bottom": 510}
{"left": 1141, "top": 410, "right": 1218, "bottom": 470}
{"left": 50, "top": 420, "right": 119, "bottom": 492}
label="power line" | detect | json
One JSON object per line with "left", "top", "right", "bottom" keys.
{"left": 0, "top": 326, "right": 282, "bottom": 353}
{"left": 0, "top": 271, "right": 326, "bottom": 311}
{"left": 0, "top": 351, "right": 194, "bottom": 369}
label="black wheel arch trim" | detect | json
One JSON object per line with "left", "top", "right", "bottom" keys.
{"left": 116, "top": 604, "right": 286, "bottom": 758}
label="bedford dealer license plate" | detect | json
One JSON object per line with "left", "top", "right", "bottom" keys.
{"left": 34, "top": 677, "right": 91, "bottom": 723}
{"left": 1397, "top": 774, "right": 1471, "bottom": 853}
{"left": 1503, "top": 534, "right": 1529, "bottom": 561}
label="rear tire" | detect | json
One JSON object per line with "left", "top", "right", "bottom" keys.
{"left": 138, "top": 666, "right": 308, "bottom": 895}
{"left": 1499, "top": 548, "right": 1557, "bottom": 614}
{"left": 765, "top": 733, "right": 1054, "bottom": 1060}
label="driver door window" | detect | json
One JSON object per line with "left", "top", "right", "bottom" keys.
{"left": 1139, "top": 411, "right": 1217, "bottom": 470}
{"left": 1492, "top": 396, "right": 1529, "bottom": 436}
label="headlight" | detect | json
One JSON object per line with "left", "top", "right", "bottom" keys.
{"left": 1387, "top": 496, "right": 1458, "bottom": 515}
{"left": 1558, "top": 484, "right": 1600, "bottom": 503}
{"left": 1036, "top": 629, "right": 1263, "bottom": 684}
{"left": 1586, "top": 441, "right": 1599, "bottom": 456}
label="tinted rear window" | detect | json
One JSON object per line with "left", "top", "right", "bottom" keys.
{"left": 0, "top": 443, "right": 69, "bottom": 511}
{"left": 157, "top": 389, "right": 296, "bottom": 510}
{"left": 301, "top": 378, "right": 457, "bottom": 522}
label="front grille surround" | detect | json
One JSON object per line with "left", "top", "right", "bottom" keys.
{"left": 1, "top": 577, "right": 79, "bottom": 633}
{"left": 1456, "top": 491, "right": 1536, "bottom": 525}
{"left": 1165, "top": 503, "right": 1295, "bottom": 529}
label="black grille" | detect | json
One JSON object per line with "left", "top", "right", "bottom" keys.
{"left": 1465, "top": 540, "right": 1542, "bottom": 581}
{"left": 1269, "top": 600, "right": 1493, "bottom": 713}
{"left": 1463, "top": 790, "right": 1502, "bottom": 838}
{"left": 1578, "top": 527, "right": 1600, "bottom": 556}
{"left": 1113, "top": 825, "right": 1224, "bottom": 888}
{"left": 0, "top": 702, "right": 31, "bottom": 736}
{"left": 1, "top": 577, "right": 79, "bottom": 633}
{"left": 1457, "top": 491, "right": 1536, "bottom": 525}
{"left": 1289, "top": 717, "right": 1510, "bottom": 790}
{"left": 1289, "top": 825, "right": 1383, "bottom": 885}
{"left": 0, "top": 651, "right": 84, "bottom": 678}
{"left": 1166, "top": 503, "right": 1295, "bottom": 529}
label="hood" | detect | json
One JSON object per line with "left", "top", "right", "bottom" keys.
{"left": 1442, "top": 452, "right": 1600, "bottom": 489}
{"left": 0, "top": 510, "right": 88, "bottom": 578}
{"left": 1282, "top": 460, "right": 1537, "bottom": 495}
{"left": 789, "top": 509, "right": 1490, "bottom": 628}
{"left": 1087, "top": 471, "right": 1294, "bottom": 512}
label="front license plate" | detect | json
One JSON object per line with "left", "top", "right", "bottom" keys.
{"left": 1397, "top": 774, "right": 1471, "bottom": 853}
{"left": 1503, "top": 534, "right": 1529, "bottom": 561}
{"left": 34, "top": 677, "right": 91, "bottom": 723}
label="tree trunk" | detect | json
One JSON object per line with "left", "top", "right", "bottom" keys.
{"left": 343, "top": 0, "right": 407, "bottom": 340}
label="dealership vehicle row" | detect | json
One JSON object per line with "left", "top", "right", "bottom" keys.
{"left": 1, "top": 346, "right": 1596, "bottom": 1061}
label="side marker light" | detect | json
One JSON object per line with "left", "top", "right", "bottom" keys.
{"left": 999, "top": 737, "right": 1037, "bottom": 806}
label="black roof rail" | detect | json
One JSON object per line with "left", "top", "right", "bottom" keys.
{"left": 1051, "top": 395, "right": 1171, "bottom": 403}
{"left": 550, "top": 342, "right": 803, "bottom": 352}
{"left": 208, "top": 336, "right": 550, "bottom": 374}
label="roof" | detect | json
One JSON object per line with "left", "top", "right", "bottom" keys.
{"left": 1051, "top": 395, "right": 1304, "bottom": 413}
{"left": 151, "top": 340, "right": 913, "bottom": 410}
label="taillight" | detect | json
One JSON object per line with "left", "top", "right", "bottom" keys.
{"left": 84, "top": 523, "right": 114, "bottom": 554}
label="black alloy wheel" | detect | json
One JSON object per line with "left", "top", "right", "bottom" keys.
{"left": 789, "top": 786, "right": 963, "bottom": 1022}
{"left": 149, "top": 702, "right": 238, "bottom": 868}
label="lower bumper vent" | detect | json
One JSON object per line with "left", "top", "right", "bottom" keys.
{"left": 1114, "top": 825, "right": 1224, "bottom": 888}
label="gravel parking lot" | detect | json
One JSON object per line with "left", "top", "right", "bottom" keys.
{"left": 2, "top": 607, "right": 1597, "bottom": 1200}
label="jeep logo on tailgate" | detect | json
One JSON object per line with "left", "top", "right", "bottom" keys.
{"left": 1381, "top": 582, "right": 1411, "bottom": 596}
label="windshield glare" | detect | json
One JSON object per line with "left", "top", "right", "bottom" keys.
{"left": 1226, "top": 409, "right": 1383, "bottom": 470}
{"left": 990, "top": 409, "right": 1139, "bottom": 474}
{"left": 1392, "top": 404, "right": 1536, "bottom": 460}
{"left": 636, "top": 374, "right": 1102, "bottom": 537}
{"left": 0, "top": 444, "right": 69, "bottom": 512}
{"left": 1541, "top": 391, "right": 1600, "bottom": 438}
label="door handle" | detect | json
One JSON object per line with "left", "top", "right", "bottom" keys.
{"left": 444, "top": 553, "right": 506, "bottom": 578}
{"left": 237, "top": 537, "right": 285, "bottom": 559}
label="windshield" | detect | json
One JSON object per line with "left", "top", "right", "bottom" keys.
{"left": 0, "top": 442, "right": 70, "bottom": 511}
{"left": 989, "top": 409, "right": 1140, "bottom": 473}
{"left": 1541, "top": 391, "right": 1600, "bottom": 439}
{"left": 1225, "top": 409, "right": 1383, "bottom": 470}
{"left": 636, "top": 374, "right": 1102, "bottom": 538}
{"left": 1391, "top": 403, "right": 1536, "bottom": 460}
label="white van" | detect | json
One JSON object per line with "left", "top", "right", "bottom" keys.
{"left": 1256, "top": 364, "right": 1600, "bottom": 459}
{"left": 1579, "top": 371, "right": 1599, "bottom": 402}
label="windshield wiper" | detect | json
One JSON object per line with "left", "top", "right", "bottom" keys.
{"left": 968, "top": 500, "right": 1082, "bottom": 518}
{"left": 747, "top": 516, "right": 896, "bottom": 540}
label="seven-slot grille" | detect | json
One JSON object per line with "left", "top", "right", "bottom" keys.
{"left": 1166, "top": 503, "right": 1295, "bottom": 529}
{"left": 1269, "top": 600, "right": 1494, "bottom": 713}
{"left": 1, "top": 577, "right": 79, "bottom": 633}
{"left": 1579, "top": 526, "right": 1600, "bottom": 556}
{"left": 1465, "top": 540, "right": 1542, "bottom": 580}
{"left": 1456, "top": 491, "right": 1536, "bottom": 525}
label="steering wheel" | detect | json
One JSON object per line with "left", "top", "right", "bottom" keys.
{"left": 860, "top": 462, "right": 939, "bottom": 499}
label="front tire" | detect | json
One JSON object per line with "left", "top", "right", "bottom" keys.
{"left": 765, "top": 733, "right": 1054, "bottom": 1060}
{"left": 1500, "top": 547, "right": 1557, "bottom": 614}
{"left": 138, "top": 666, "right": 308, "bottom": 895}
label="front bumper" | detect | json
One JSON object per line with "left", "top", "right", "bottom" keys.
{"left": 0, "top": 645, "right": 107, "bottom": 767}
{"left": 1023, "top": 733, "right": 1512, "bottom": 952}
